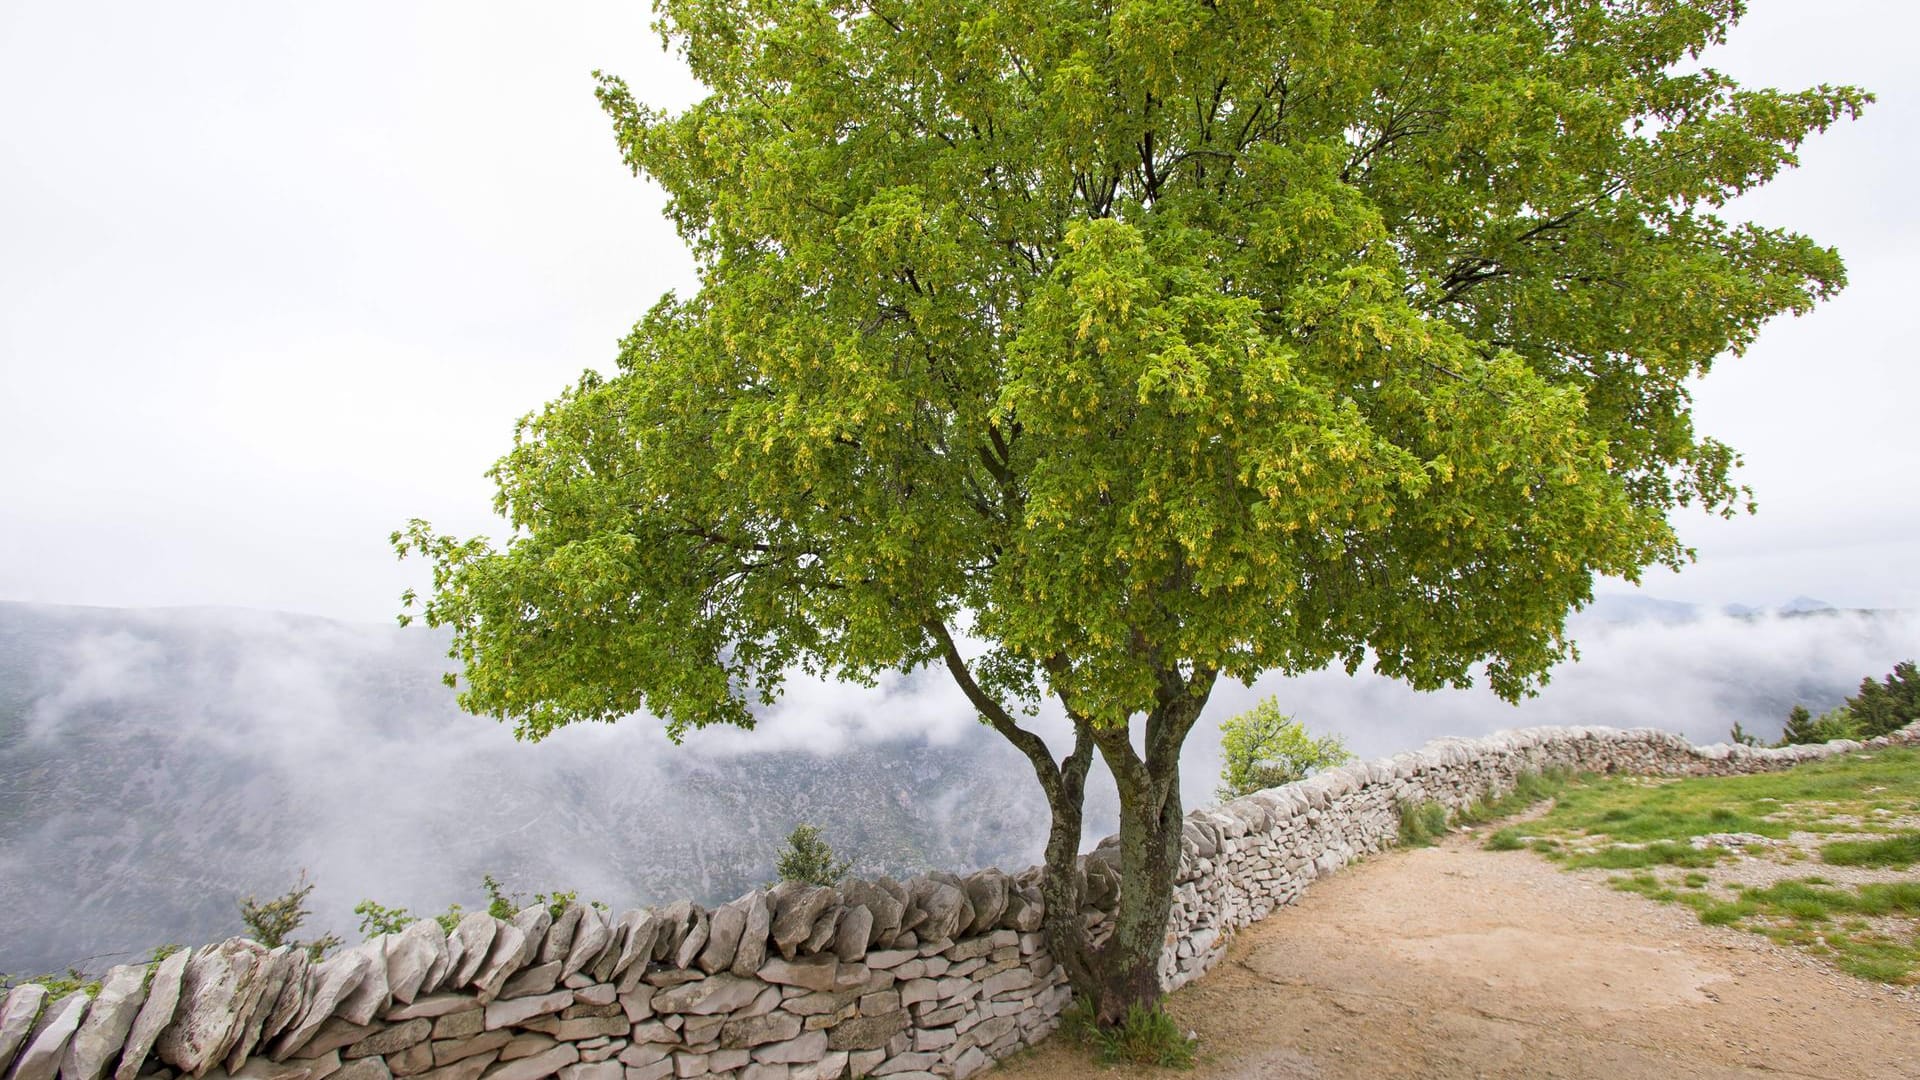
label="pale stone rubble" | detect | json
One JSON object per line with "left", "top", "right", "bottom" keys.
{"left": 4, "top": 719, "right": 1914, "bottom": 1080}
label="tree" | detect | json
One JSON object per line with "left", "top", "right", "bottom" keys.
{"left": 1216, "top": 698, "right": 1351, "bottom": 800}
{"left": 1778, "top": 703, "right": 1858, "bottom": 746}
{"left": 775, "top": 823, "right": 854, "bottom": 887}
{"left": 396, "top": 0, "right": 1864, "bottom": 1021}
{"left": 1844, "top": 660, "right": 1919, "bottom": 738}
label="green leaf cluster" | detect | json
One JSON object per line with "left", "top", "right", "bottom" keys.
{"left": 1215, "top": 696, "right": 1351, "bottom": 800}
{"left": 774, "top": 823, "right": 853, "bottom": 887}
{"left": 398, "top": 0, "right": 1866, "bottom": 743}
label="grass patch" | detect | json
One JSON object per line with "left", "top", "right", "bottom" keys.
{"left": 1062, "top": 999, "right": 1197, "bottom": 1069}
{"left": 1397, "top": 799, "right": 1450, "bottom": 847}
{"left": 1484, "top": 828, "right": 1527, "bottom": 851}
{"left": 1822, "top": 833, "right": 1920, "bottom": 869}
{"left": 1528, "top": 748, "right": 1920, "bottom": 844}
{"left": 1561, "top": 840, "right": 1725, "bottom": 871}
{"left": 1485, "top": 746, "right": 1920, "bottom": 985}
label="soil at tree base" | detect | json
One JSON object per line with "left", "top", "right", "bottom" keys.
{"left": 988, "top": 828, "right": 1918, "bottom": 1079}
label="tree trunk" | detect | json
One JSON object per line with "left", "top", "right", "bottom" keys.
{"left": 1080, "top": 720, "right": 1185, "bottom": 1023}
{"left": 923, "top": 619, "right": 1214, "bottom": 1027}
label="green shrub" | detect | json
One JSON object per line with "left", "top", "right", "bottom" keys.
{"left": 1843, "top": 661, "right": 1920, "bottom": 739}
{"left": 1215, "top": 698, "right": 1352, "bottom": 800}
{"left": 239, "top": 870, "right": 340, "bottom": 960}
{"left": 776, "top": 824, "right": 852, "bottom": 887}
{"left": 1779, "top": 704, "right": 1861, "bottom": 747}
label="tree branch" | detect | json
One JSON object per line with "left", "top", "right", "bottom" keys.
{"left": 925, "top": 620, "right": 1062, "bottom": 794}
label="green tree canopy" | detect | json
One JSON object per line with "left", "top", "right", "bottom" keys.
{"left": 1216, "top": 697, "right": 1352, "bottom": 800}
{"left": 399, "top": 0, "right": 1864, "bottom": 1020}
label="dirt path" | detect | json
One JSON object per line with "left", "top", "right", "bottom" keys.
{"left": 989, "top": 828, "right": 1920, "bottom": 1079}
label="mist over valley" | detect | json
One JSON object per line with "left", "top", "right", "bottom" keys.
{"left": 2, "top": 596, "right": 1914, "bottom": 976}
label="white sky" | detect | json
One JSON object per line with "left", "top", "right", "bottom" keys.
{"left": 2, "top": 1, "right": 1915, "bottom": 623}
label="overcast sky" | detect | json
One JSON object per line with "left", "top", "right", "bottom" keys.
{"left": 2, "top": 1, "right": 1915, "bottom": 624}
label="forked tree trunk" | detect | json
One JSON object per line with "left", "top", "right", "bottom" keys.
{"left": 1083, "top": 749, "right": 1184, "bottom": 1021}
{"left": 925, "top": 620, "right": 1212, "bottom": 1027}
{"left": 1035, "top": 701, "right": 1199, "bottom": 1025}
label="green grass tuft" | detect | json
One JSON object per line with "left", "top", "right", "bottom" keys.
{"left": 1821, "top": 833, "right": 1920, "bottom": 869}
{"left": 1062, "top": 999, "right": 1197, "bottom": 1069}
{"left": 1397, "top": 799, "right": 1450, "bottom": 847}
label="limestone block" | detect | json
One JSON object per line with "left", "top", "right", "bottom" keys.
{"left": 12, "top": 991, "right": 89, "bottom": 1080}
{"left": 59, "top": 963, "right": 148, "bottom": 1080}
{"left": 752, "top": 959, "right": 836, "bottom": 995}
{"left": 646, "top": 977, "right": 762, "bottom": 1018}
{"left": 116, "top": 949, "right": 190, "bottom": 1080}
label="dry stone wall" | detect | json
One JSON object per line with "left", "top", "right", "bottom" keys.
{"left": 3, "top": 720, "right": 1915, "bottom": 1080}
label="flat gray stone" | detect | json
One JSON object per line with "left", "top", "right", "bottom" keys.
{"left": 561, "top": 909, "right": 609, "bottom": 981}
{"left": 801, "top": 909, "right": 839, "bottom": 956}
{"left": 333, "top": 941, "right": 391, "bottom": 1028}
{"left": 11, "top": 990, "right": 88, "bottom": 1080}
{"left": 669, "top": 910, "right": 708, "bottom": 972}
{"left": 116, "top": 948, "right": 189, "bottom": 1080}
{"left": 605, "top": 912, "right": 657, "bottom": 992}
{"left": 831, "top": 907, "right": 872, "bottom": 963}
{"left": 259, "top": 952, "right": 312, "bottom": 1045}
{"left": 156, "top": 939, "right": 271, "bottom": 1076}
{"left": 0, "top": 983, "right": 50, "bottom": 1076}
{"left": 61, "top": 964, "right": 149, "bottom": 1080}
{"left": 476, "top": 1042, "right": 576, "bottom": 1080}
{"left": 225, "top": 947, "right": 299, "bottom": 1072}
{"left": 342, "top": 1018, "right": 430, "bottom": 1059}
{"left": 470, "top": 921, "right": 533, "bottom": 1004}
{"left": 726, "top": 894, "right": 771, "bottom": 981}
{"left": 906, "top": 880, "right": 967, "bottom": 943}
{"left": 287, "top": 1018, "right": 375, "bottom": 1061}
{"left": 329, "top": 1056, "right": 390, "bottom": 1080}
{"left": 962, "top": 870, "right": 1009, "bottom": 935}
{"left": 754, "top": 957, "right": 837, "bottom": 994}
{"left": 496, "top": 1034, "right": 556, "bottom": 1064}
{"left": 447, "top": 917, "right": 498, "bottom": 992}
{"left": 387, "top": 922, "right": 448, "bottom": 1005}
{"left": 537, "top": 907, "right": 582, "bottom": 968}
{"left": 647, "top": 903, "right": 692, "bottom": 966}
{"left": 823, "top": 1010, "right": 906, "bottom": 1052}
{"left": 413, "top": 1051, "right": 496, "bottom": 1080}
{"left": 382, "top": 995, "right": 474, "bottom": 1023}
{"left": 481, "top": 989, "right": 570, "bottom": 1032}
{"left": 717, "top": 1012, "right": 800, "bottom": 1050}
{"left": 769, "top": 889, "right": 836, "bottom": 960}
{"left": 270, "top": 950, "right": 373, "bottom": 1061}
{"left": 838, "top": 884, "right": 901, "bottom": 950}
{"left": 646, "top": 976, "right": 762, "bottom": 1017}
{"left": 693, "top": 905, "right": 745, "bottom": 977}
{"left": 496, "top": 963, "right": 561, "bottom": 1003}
{"left": 748, "top": 1032, "right": 826, "bottom": 1065}
{"left": 432, "top": 1031, "right": 511, "bottom": 1068}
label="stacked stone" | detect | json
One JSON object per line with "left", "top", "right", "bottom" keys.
{"left": 0, "top": 868, "right": 1061, "bottom": 1080}
{"left": 1152, "top": 717, "right": 1920, "bottom": 990}
{"left": 6, "top": 720, "right": 1915, "bottom": 1080}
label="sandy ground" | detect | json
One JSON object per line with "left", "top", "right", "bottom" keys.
{"left": 987, "top": 828, "right": 1920, "bottom": 1079}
